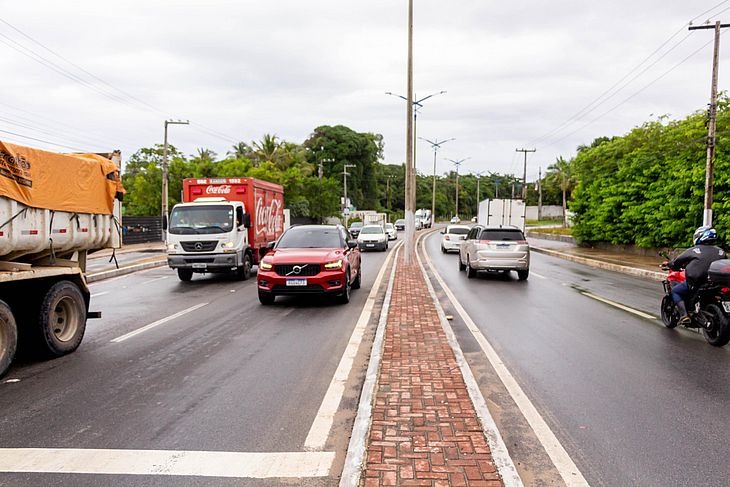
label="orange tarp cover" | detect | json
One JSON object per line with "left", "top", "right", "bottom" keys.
{"left": 0, "top": 141, "right": 123, "bottom": 215}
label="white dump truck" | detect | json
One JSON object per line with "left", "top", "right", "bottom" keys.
{"left": 0, "top": 142, "right": 123, "bottom": 377}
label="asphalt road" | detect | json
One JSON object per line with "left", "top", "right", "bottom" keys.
{"left": 0, "top": 242, "right": 396, "bottom": 487}
{"left": 423, "top": 231, "right": 730, "bottom": 487}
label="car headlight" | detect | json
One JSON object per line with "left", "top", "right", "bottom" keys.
{"left": 167, "top": 243, "right": 177, "bottom": 252}
{"left": 259, "top": 261, "right": 273, "bottom": 270}
{"left": 324, "top": 259, "right": 343, "bottom": 269}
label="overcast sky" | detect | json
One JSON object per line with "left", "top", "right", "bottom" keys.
{"left": 1, "top": 1, "right": 728, "bottom": 180}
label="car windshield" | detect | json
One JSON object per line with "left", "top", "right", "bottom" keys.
{"left": 395, "top": 220, "right": 405, "bottom": 225}
{"left": 385, "top": 224, "right": 394, "bottom": 230}
{"left": 448, "top": 227, "right": 470, "bottom": 235}
{"left": 350, "top": 222, "right": 363, "bottom": 229}
{"left": 277, "top": 227, "right": 343, "bottom": 248}
{"left": 360, "top": 226, "right": 384, "bottom": 235}
{"left": 168, "top": 205, "right": 234, "bottom": 234}
{"left": 480, "top": 229, "right": 525, "bottom": 241}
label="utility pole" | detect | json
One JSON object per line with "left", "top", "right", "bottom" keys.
{"left": 690, "top": 20, "right": 729, "bottom": 226}
{"left": 447, "top": 158, "right": 469, "bottom": 218}
{"left": 403, "top": 0, "right": 415, "bottom": 264}
{"left": 386, "top": 175, "right": 395, "bottom": 210}
{"left": 162, "top": 119, "right": 189, "bottom": 240}
{"left": 343, "top": 164, "right": 356, "bottom": 227}
{"left": 420, "top": 137, "right": 455, "bottom": 226}
{"left": 475, "top": 171, "right": 485, "bottom": 219}
{"left": 538, "top": 166, "right": 543, "bottom": 221}
{"left": 516, "top": 148, "right": 536, "bottom": 200}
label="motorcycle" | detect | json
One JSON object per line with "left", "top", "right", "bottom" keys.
{"left": 659, "top": 254, "right": 730, "bottom": 347}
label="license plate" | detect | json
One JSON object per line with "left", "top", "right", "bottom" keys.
{"left": 497, "top": 244, "right": 511, "bottom": 249}
{"left": 192, "top": 263, "right": 207, "bottom": 269}
{"left": 722, "top": 301, "right": 730, "bottom": 313}
{"left": 366, "top": 244, "right": 375, "bottom": 247}
{"left": 286, "top": 278, "right": 307, "bottom": 286}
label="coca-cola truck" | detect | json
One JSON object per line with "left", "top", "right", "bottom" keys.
{"left": 165, "top": 177, "right": 285, "bottom": 282}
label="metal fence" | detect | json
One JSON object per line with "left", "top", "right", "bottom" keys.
{"left": 122, "top": 216, "right": 162, "bottom": 244}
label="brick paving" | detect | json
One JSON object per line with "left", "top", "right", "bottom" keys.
{"left": 362, "top": 255, "right": 504, "bottom": 487}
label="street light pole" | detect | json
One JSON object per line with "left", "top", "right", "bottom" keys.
{"left": 162, "top": 119, "right": 189, "bottom": 240}
{"left": 420, "top": 137, "right": 455, "bottom": 226}
{"left": 474, "top": 171, "right": 485, "bottom": 218}
{"left": 515, "top": 148, "right": 536, "bottom": 200}
{"left": 343, "top": 164, "right": 356, "bottom": 227}
{"left": 446, "top": 158, "right": 469, "bottom": 218}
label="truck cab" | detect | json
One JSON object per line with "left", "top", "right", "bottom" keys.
{"left": 166, "top": 198, "right": 252, "bottom": 281}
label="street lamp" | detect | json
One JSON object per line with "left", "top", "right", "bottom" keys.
{"left": 446, "top": 157, "right": 470, "bottom": 218}
{"left": 419, "top": 137, "right": 454, "bottom": 225}
{"left": 343, "top": 164, "right": 356, "bottom": 227}
{"left": 474, "top": 171, "right": 485, "bottom": 220}
{"left": 162, "top": 119, "right": 189, "bottom": 240}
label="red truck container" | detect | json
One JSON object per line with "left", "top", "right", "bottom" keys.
{"left": 166, "top": 178, "right": 285, "bottom": 281}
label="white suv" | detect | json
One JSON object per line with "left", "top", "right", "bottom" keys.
{"left": 458, "top": 225, "right": 530, "bottom": 280}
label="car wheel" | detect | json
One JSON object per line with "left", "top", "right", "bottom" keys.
{"left": 258, "top": 290, "right": 275, "bottom": 305}
{"left": 338, "top": 270, "right": 351, "bottom": 304}
{"left": 466, "top": 257, "right": 476, "bottom": 279}
{"left": 441, "top": 245, "right": 446, "bottom": 253}
{"left": 352, "top": 266, "right": 362, "bottom": 289}
{"left": 517, "top": 269, "right": 529, "bottom": 281}
{"left": 458, "top": 253, "right": 466, "bottom": 271}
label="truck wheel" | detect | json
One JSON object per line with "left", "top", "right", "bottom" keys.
{"left": 0, "top": 300, "right": 17, "bottom": 378}
{"left": 177, "top": 269, "right": 193, "bottom": 282}
{"left": 236, "top": 254, "right": 252, "bottom": 281}
{"left": 38, "top": 281, "right": 87, "bottom": 357}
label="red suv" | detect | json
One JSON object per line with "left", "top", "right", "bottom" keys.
{"left": 257, "top": 224, "right": 361, "bottom": 305}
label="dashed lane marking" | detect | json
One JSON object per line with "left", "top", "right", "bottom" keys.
{"left": 0, "top": 448, "right": 334, "bottom": 478}
{"left": 581, "top": 291, "right": 657, "bottom": 320}
{"left": 110, "top": 303, "right": 209, "bottom": 343}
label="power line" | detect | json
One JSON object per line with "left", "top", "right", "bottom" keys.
{"left": 0, "top": 128, "right": 86, "bottom": 152}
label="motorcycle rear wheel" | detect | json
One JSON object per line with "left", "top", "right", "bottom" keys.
{"left": 701, "top": 303, "right": 730, "bottom": 347}
{"left": 660, "top": 295, "right": 678, "bottom": 329}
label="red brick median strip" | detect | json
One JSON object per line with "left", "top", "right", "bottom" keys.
{"left": 363, "top": 255, "right": 504, "bottom": 487}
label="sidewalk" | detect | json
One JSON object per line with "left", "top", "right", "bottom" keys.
{"left": 359, "top": 252, "right": 513, "bottom": 487}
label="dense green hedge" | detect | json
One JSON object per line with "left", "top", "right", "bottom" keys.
{"left": 571, "top": 97, "right": 730, "bottom": 248}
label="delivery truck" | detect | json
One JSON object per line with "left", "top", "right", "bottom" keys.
{"left": 165, "top": 177, "right": 285, "bottom": 282}
{"left": 0, "top": 141, "right": 124, "bottom": 377}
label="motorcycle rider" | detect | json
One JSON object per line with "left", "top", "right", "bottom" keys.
{"left": 667, "top": 226, "right": 726, "bottom": 324}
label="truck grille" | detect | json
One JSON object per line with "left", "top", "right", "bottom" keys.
{"left": 275, "top": 264, "right": 321, "bottom": 276}
{"left": 180, "top": 241, "right": 218, "bottom": 252}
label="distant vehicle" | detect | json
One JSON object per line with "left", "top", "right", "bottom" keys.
{"left": 256, "top": 224, "right": 361, "bottom": 305}
{"left": 394, "top": 219, "right": 406, "bottom": 231}
{"left": 415, "top": 208, "right": 432, "bottom": 228}
{"left": 385, "top": 223, "right": 397, "bottom": 240}
{"left": 440, "top": 225, "right": 470, "bottom": 253}
{"left": 364, "top": 212, "right": 387, "bottom": 228}
{"left": 348, "top": 221, "right": 364, "bottom": 238}
{"left": 459, "top": 225, "right": 530, "bottom": 280}
{"left": 450, "top": 216, "right": 461, "bottom": 224}
{"left": 415, "top": 217, "right": 423, "bottom": 230}
{"left": 357, "top": 224, "right": 388, "bottom": 251}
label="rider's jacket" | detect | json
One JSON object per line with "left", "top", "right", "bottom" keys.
{"left": 669, "top": 245, "right": 727, "bottom": 287}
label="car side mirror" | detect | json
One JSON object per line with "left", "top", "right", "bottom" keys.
{"left": 440, "top": 230, "right": 445, "bottom": 234}
{"left": 347, "top": 239, "right": 358, "bottom": 249}
{"left": 242, "top": 213, "right": 251, "bottom": 229}
{"left": 162, "top": 214, "right": 168, "bottom": 231}
{"left": 267, "top": 240, "right": 276, "bottom": 250}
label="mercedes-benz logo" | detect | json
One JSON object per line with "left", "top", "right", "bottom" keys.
{"left": 194, "top": 242, "right": 203, "bottom": 251}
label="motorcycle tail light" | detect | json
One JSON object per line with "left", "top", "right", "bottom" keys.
{"left": 722, "top": 287, "right": 730, "bottom": 294}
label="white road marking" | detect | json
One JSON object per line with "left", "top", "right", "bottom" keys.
{"left": 0, "top": 448, "right": 334, "bottom": 478}
{"left": 304, "top": 241, "right": 401, "bottom": 451}
{"left": 111, "top": 303, "right": 209, "bottom": 343}
{"left": 91, "top": 291, "right": 109, "bottom": 298}
{"left": 581, "top": 291, "right": 657, "bottom": 320}
{"left": 141, "top": 276, "right": 170, "bottom": 286}
{"left": 422, "top": 236, "right": 590, "bottom": 487}
{"left": 531, "top": 271, "right": 547, "bottom": 279}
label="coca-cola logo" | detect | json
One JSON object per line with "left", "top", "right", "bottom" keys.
{"left": 206, "top": 185, "right": 231, "bottom": 195}
{"left": 255, "top": 197, "right": 283, "bottom": 236}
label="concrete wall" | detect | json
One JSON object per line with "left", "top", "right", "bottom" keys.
{"left": 525, "top": 205, "right": 563, "bottom": 220}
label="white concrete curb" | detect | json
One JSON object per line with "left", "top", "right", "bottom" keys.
{"left": 531, "top": 246, "right": 665, "bottom": 281}
{"left": 86, "top": 257, "right": 167, "bottom": 283}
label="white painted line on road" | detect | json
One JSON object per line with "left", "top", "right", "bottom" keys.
{"left": 581, "top": 291, "right": 657, "bottom": 320}
{"left": 0, "top": 448, "right": 334, "bottom": 478}
{"left": 340, "top": 246, "right": 400, "bottom": 487}
{"left": 304, "top": 241, "right": 402, "bottom": 451}
{"left": 531, "top": 271, "right": 547, "bottom": 279}
{"left": 419, "top": 237, "right": 524, "bottom": 487}
{"left": 141, "top": 276, "right": 170, "bottom": 286}
{"left": 91, "top": 291, "right": 109, "bottom": 298}
{"left": 422, "top": 235, "right": 590, "bottom": 487}
{"left": 111, "top": 303, "right": 209, "bottom": 343}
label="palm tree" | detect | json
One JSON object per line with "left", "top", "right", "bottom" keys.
{"left": 228, "top": 142, "right": 252, "bottom": 159}
{"left": 546, "top": 156, "right": 574, "bottom": 227}
{"left": 251, "top": 134, "right": 280, "bottom": 166}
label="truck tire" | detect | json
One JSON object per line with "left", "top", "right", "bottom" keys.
{"left": 0, "top": 300, "right": 17, "bottom": 378}
{"left": 37, "top": 281, "right": 87, "bottom": 357}
{"left": 177, "top": 268, "right": 193, "bottom": 282}
{"left": 236, "top": 254, "right": 252, "bottom": 281}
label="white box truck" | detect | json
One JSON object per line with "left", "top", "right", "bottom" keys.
{"left": 0, "top": 142, "right": 123, "bottom": 377}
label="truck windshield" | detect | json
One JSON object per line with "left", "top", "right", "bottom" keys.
{"left": 169, "top": 205, "right": 234, "bottom": 234}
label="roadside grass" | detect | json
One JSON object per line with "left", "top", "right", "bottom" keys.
{"left": 529, "top": 226, "right": 573, "bottom": 236}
